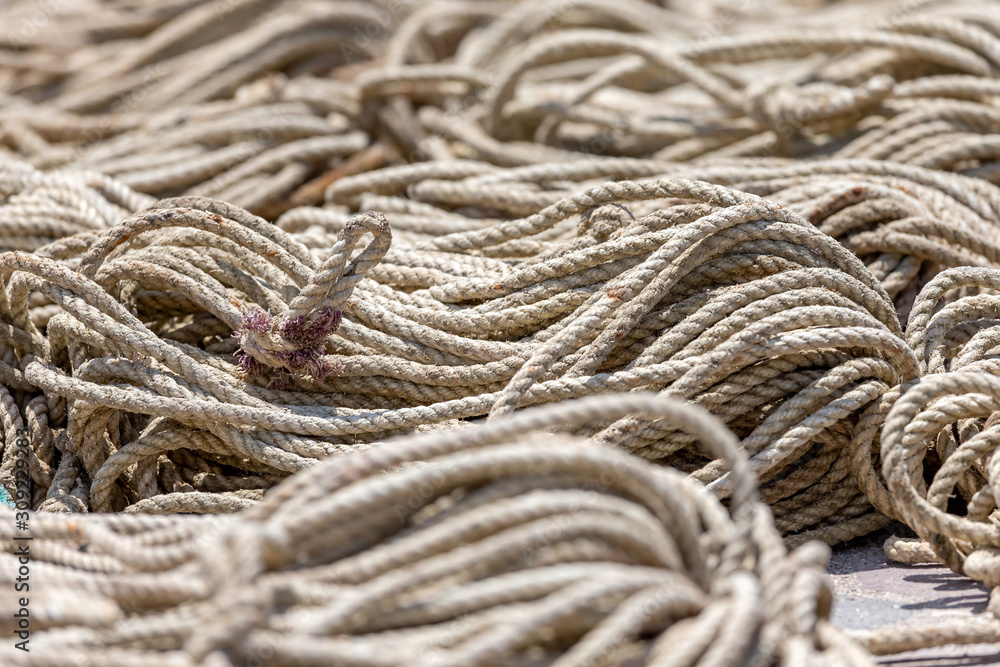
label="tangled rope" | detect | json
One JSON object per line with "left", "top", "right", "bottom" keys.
{"left": 874, "top": 268, "right": 1000, "bottom": 604}
{"left": 0, "top": 176, "right": 918, "bottom": 548}
{"left": 0, "top": 394, "right": 873, "bottom": 666}
{"left": 5, "top": 0, "right": 1000, "bottom": 211}
{"left": 7, "top": 0, "right": 1000, "bottom": 663}
{"left": 323, "top": 157, "right": 1000, "bottom": 322}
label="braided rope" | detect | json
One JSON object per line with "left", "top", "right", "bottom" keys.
{"left": 4, "top": 0, "right": 1000, "bottom": 662}
{"left": 0, "top": 394, "right": 872, "bottom": 666}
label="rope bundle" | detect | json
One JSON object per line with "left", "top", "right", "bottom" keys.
{"left": 0, "top": 0, "right": 404, "bottom": 114}
{"left": 1, "top": 75, "right": 372, "bottom": 218}
{"left": 0, "top": 160, "right": 154, "bottom": 252}
{"left": 0, "top": 394, "right": 874, "bottom": 667}
{"left": 0, "top": 0, "right": 396, "bottom": 219}
{"left": 846, "top": 292, "right": 1000, "bottom": 653}
{"left": 6, "top": 0, "right": 1000, "bottom": 663}
{"left": 323, "top": 158, "right": 1000, "bottom": 322}
{"left": 876, "top": 268, "right": 1000, "bottom": 598}
{"left": 0, "top": 174, "right": 917, "bottom": 546}
{"left": 330, "top": 0, "right": 1000, "bottom": 169}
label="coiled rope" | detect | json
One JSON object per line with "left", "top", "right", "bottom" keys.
{"left": 5, "top": 0, "right": 1000, "bottom": 662}
{"left": 0, "top": 178, "right": 917, "bottom": 549}
{"left": 0, "top": 394, "right": 873, "bottom": 667}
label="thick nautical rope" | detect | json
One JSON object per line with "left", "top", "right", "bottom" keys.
{"left": 4, "top": 0, "right": 1000, "bottom": 662}
{"left": 0, "top": 394, "right": 873, "bottom": 667}
{"left": 0, "top": 177, "right": 917, "bottom": 549}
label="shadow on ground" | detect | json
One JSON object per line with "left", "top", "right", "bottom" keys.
{"left": 828, "top": 526, "right": 997, "bottom": 665}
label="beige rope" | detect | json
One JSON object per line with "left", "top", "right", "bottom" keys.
{"left": 0, "top": 177, "right": 916, "bottom": 548}
{"left": 4, "top": 0, "right": 1000, "bottom": 662}
{"left": 0, "top": 394, "right": 873, "bottom": 666}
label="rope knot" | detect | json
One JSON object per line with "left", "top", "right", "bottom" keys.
{"left": 235, "top": 211, "right": 392, "bottom": 387}
{"left": 236, "top": 305, "right": 344, "bottom": 386}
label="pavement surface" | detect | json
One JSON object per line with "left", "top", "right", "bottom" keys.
{"left": 829, "top": 528, "right": 1000, "bottom": 665}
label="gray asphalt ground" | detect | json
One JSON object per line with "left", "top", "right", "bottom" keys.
{"left": 829, "top": 527, "right": 1000, "bottom": 665}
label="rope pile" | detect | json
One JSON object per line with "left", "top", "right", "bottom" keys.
{"left": 324, "top": 157, "right": 1000, "bottom": 322}
{"left": 0, "top": 178, "right": 918, "bottom": 546}
{"left": 878, "top": 268, "right": 1000, "bottom": 601}
{"left": 0, "top": 160, "right": 154, "bottom": 252}
{"left": 6, "top": 1, "right": 1000, "bottom": 195}
{"left": 0, "top": 0, "right": 392, "bottom": 218}
{"left": 0, "top": 395, "right": 874, "bottom": 666}
{"left": 4, "top": 0, "right": 1000, "bottom": 663}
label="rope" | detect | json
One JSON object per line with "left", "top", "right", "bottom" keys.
{"left": 0, "top": 178, "right": 915, "bottom": 548}
{"left": 4, "top": 0, "right": 1000, "bottom": 662}
{"left": 0, "top": 394, "right": 872, "bottom": 666}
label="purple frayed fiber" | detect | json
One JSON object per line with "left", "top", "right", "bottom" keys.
{"left": 236, "top": 351, "right": 266, "bottom": 379}
{"left": 237, "top": 305, "right": 271, "bottom": 335}
{"left": 279, "top": 308, "right": 342, "bottom": 347}
{"left": 276, "top": 307, "right": 343, "bottom": 382}
{"left": 234, "top": 304, "right": 343, "bottom": 386}
{"left": 234, "top": 306, "right": 273, "bottom": 383}
{"left": 321, "top": 357, "right": 346, "bottom": 379}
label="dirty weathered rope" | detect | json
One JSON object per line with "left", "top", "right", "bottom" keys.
{"left": 0, "top": 394, "right": 874, "bottom": 667}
